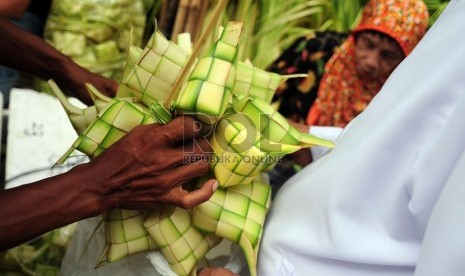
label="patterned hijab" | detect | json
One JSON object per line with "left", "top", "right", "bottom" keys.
{"left": 307, "top": 0, "right": 429, "bottom": 127}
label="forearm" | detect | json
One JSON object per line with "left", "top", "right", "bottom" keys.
{"left": 0, "top": 0, "right": 31, "bottom": 19}
{"left": 0, "top": 17, "right": 74, "bottom": 83}
{"left": 0, "top": 117, "right": 216, "bottom": 251}
{"left": 0, "top": 163, "right": 106, "bottom": 251}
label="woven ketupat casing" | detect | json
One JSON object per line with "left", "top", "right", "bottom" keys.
{"left": 210, "top": 96, "right": 334, "bottom": 187}
{"left": 48, "top": 79, "right": 110, "bottom": 137}
{"left": 231, "top": 61, "right": 283, "bottom": 104}
{"left": 119, "top": 30, "right": 190, "bottom": 107}
{"left": 210, "top": 113, "right": 269, "bottom": 187}
{"left": 144, "top": 206, "right": 221, "bottom": 276}
{"left": 97, "top": 209, "right": 157, "bottom": 265}
{"left": 55, "top": 97, "right": 156, "bottom": 164}
{"left": 192, "top": 175, "right": 272, "bottom": 276}
{"left": 174, "top": 21, "right": 243, "bottom": 125}
{"left": 233, "top": 96, "right": 335, "bottom": 149}
{"left": 67, "top": 98, "right": 156, "bottom": 160}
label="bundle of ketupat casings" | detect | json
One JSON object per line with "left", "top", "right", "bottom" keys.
{"left": 50, "top": 12, "right": 334, "bottom": 276}
{"left": 44, "top": 0, "right": 147, "bottom": 80}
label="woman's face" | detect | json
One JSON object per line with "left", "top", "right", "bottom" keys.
{"left": 355, "top": 31, "right": 405, "bottom": 81}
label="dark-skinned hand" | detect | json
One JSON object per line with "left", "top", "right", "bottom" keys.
{"left": 85, "top": 116, "right": 217, "bottom": 211}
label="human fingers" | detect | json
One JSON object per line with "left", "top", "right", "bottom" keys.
{"left": 130, "top": 117, "right": 206, "bottom": 150}
{"left": 69, "top": 85, "right": 93, "bottom": 105}
{"left": 75, "top": 72, "right": 117, "bottom": 103}
{"left": 157, "top": 116, "right": 203, "bottom": 145}
{"left": 90, "top": 75, "right": 118, "bottom": 98}
{"left": 56, "top": 79, "right": 93, "bottom": 106}
{"left": 144, "top": 148, "right": 193, "bottom": 170}
{"left": 130, "top": 160, "right": 210, "bottom": 191}
{"left": 101, "top": 79, "right": 118, "bottom": 97}
{"left": 177, "top": 137, "right": 212, "bottom": 164}
{"left": 162, "top": 179, "right": 218, "bottom": 208}
{"left": 116, "top": 179, "right": 217, "bottom": 210}
{"left": 197, "top": 267, "right": 239, "bottom": 276}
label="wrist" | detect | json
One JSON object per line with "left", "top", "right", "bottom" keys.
{"left": 66, "top": 162, "right": 110, "bottom": 217}
{"left": 48, "top": 54, "right": 80, "bottom": 82}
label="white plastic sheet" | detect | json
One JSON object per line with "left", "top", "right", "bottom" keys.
{"left": 5, "top": 88, "right": 88, "bottom": 189}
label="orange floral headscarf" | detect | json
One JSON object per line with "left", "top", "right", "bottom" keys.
{"left": 307, "top": 0, "right": 429, "bottom": 127}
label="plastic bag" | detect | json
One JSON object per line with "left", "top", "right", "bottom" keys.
{"left": 60, "top": 216, "right": 161, "bottom": 276}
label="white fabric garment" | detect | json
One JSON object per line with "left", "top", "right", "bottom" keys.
{"left": 258, "top": 1, "right": 465, "bottom": 275}
{"left": 309, "top": 126, "right": 344, "bottom": 160}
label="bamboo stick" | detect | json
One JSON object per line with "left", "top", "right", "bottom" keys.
{"left": 194, "top": 0, "right": 210, "bottom": 44}
{"left": 185, "top": 0, "right": 202, "bottom": 41}
{"left": 158, "top": 0, "right": 181, "bottom": 39}
{"left": 163, "top": 0, "right": 230, "bottom": 107}
{"left": 172, "top": 0, "right": 190, "bottom": 42}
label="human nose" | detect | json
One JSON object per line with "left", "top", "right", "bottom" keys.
{"left": 364, "top": 50, "right": 380, "bottom": 71}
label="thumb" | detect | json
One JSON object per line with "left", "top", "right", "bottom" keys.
{"left": 170, "top": 179, "right": 218, "bottom": 209}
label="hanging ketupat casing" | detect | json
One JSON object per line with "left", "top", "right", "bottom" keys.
{"left": 118, "top": 29, "right": 190, "bottom": 107}
{"left": 231, "top": 61, "right": 306, "bottom": 104}
{"left": 192, "top": 174, "right": 272, "bottom": 276}
{"left": 97, "top": 209, "right": 157, "bottom": 266}
{"left": 54, "top": 88, "right": 157, "bottom": 164}
{"left": 232, "top": 96, "right": 334, "bottom": 148}
{"left": 174, "top": 21, "right": 243, "bottom": 125}
{"left": 144, "top": 206, "right": 221, "bottom": 276}
{"left": 48, "top": 80, "right": 107, "bottom": 134}
{"left": 209, "top": 96, "right": 334, "bottom": 187}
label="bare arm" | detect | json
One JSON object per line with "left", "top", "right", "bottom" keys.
{"left": 0, "top": 17, "right": 117, "bottom": 105}
{"left": 0, "top": 0, "right": 31, "bottom": 19}
{"left": 0, "top": 117, "right": 217, "bottom": 251}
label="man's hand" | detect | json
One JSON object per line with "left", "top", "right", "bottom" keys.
{"left": 85, "top": 116, "right": 217, "bottom": 211}
{"left": 0, "top": 116, "right": 216, "bottom": 251}
{"left": 0, "top": 0, "right": 31, "bottom": 19}
{"left": 0, "top": 17, "right": 117, "bottom": 106}
{"left": 198, "top": 268, "right": 239, "bottom": 276}
{"left": 55, "top": 61, "right": 118, "bottom": 105}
